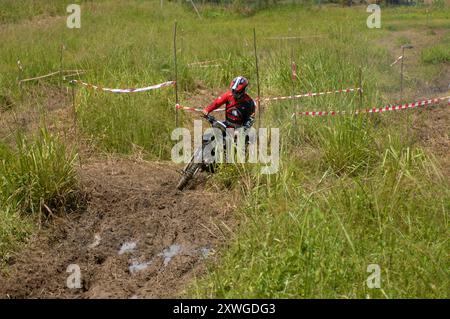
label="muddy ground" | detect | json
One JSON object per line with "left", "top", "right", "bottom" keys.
{"left": 0, "top": 158, "right": 236, "bottom": 298}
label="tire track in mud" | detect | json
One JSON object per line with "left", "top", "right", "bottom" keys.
{"left": 0, "top": 158, "right": 236, "bottom": 298}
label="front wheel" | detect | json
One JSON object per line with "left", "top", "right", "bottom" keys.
{"left": 177, "top": 160, "right": 202, "bottom": 191}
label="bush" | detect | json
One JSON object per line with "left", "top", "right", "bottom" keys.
{"left": 0, "top": 129, "right": 78, "bottom": 262}
{"left": 0, "top": 129, "right": 78, "bottom": 216}
{"left": 317, "top": 117, "right": 379, "bottom": 176}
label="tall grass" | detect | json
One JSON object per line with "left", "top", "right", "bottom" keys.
{"left": 0, "top": 129, "right": 78, "bottom": 262}
{"left": 191, "top": 136, "right": 449, "bottom": 298}
{"left": 317, "top": 117, "right": 379, "bottom": 176}
{"left": 421, "top": 44, "right": 450, "bottom": 64}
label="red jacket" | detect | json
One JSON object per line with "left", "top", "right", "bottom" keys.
{"left": 204, "top": 91, "right": 255, "bottom": 128}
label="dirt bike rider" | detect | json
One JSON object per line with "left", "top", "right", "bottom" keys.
{"left": 176, "top": 77, "right": 255, "bottom": 189}
{"left": 202, "top": 76, "right": 255, "bottom": 131}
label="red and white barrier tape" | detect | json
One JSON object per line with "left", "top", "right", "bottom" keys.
{"left": 390, "top": 55, "right": 403, "bottom": 67}
{"left": 71, "top": 79, "right": 175, "bottom": 93}
{"left": 261, "top": 87, "right": 361, "bottom": 102}
{"left": 292, "top": 96, "right": 450, "bottom": 117}
{"left": 176, "top": 87, "right": 361, "bottom": 113}
{"left": 176, "top": 104, "right": 224, "bottom": 112}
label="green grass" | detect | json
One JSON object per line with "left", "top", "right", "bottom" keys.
{"left": 0, "top": 206, "right": 34, "bottom": 265}
{"left": 0, "top": 129, "right": 79, "bottom": 263}
{"left": 420, "top": 30, "right": 450, "bottom": 66}
{"left": 1, "top": 1, "right": 449, "bottom": 297}
{"left": 421, "top": 43, "right": 450, "bottom": 64}
{"left": 191, "top": 133, "right": 449, "bottom": 298}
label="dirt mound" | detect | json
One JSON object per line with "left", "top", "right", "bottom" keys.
{"left": 0, "top": 158, "right": 236, "bottom": 298}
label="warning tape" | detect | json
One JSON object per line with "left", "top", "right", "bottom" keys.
{"left": 175, "top": 104, "right": 224, "bottom": 112}
{"left": 70, "top": 79, "right": 175, "bottom": 93}
{"left": 260, "top": 87, "right": 361, "bottom": 102}
{"left": 176, "top": 87, "right": 361, "bottom": 113}
{"left": 292, "top": 96, "right": 450, "bottom": 117}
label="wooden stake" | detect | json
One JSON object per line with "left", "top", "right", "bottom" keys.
{"left": 71, "top": 83, "right": 82, "bottom": 168}
{"left": 173, "top": 22, "right": 179, "bottom": 128}
{"left": 59, "top": 43, "right": 65, "bottom": 90}
{"left": 400, "top": 46, "right": 405, "bottom": 104}
{"left": 359, "top": 66, "right": 363, "bottom": 110}
{"left": 253, "top": 28, "right": 261, "bottom": 129}
{"left": 71, "top": 84, "right": 77, "bottom": 139}
{"left": 400, "top": 44, "right": 413, "bottom": 141}
{"left": 189, "top": 0, "right": 201, "bottom": 19}
{"left": 291, "top": 47, "right": 297, "bottom": 126}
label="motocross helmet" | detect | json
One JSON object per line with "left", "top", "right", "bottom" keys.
{"left": 230, "top": 76, "right": 249, "bottom": 100}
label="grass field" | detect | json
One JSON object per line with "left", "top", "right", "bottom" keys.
{"left": 0, "top": 1, "right": 449, "bottom": 298}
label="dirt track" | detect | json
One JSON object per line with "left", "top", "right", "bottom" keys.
{"left": 0, "top": 158, "right": 235, "bottom": 298}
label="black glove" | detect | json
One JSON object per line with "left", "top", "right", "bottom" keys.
{"left": 243, "top": 118, "right": 254, "bottom": 130}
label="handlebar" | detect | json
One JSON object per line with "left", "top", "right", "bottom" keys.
{"left": 201, "top": 113, "right": 228, "bottom": 132}
{"left": 202, "top": 113, "right": 216, "bottom": 124}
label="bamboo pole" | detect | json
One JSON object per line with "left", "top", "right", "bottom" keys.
{"left": 399, "top": 44, "right": 413, "bottom": 103}
{"left": 400, "top": 44, "right": 413, "bottom": 141}
{"left": 359, "top": 66, "right": 363, "bottom": 110}
{"left": 189, "top": 0, "right": 201, "bottom": 19}
{"left": 291, "top": 47, "right": 297, "bottom": 126}
{"left": 71, "top": 82, "right": 82, "bottom": 168}
{"left": 59, "top": 43, "right": 65, "bottom": 90}
{"left": 400, "top": 47, "right": 405, "bottom": 104}
{"left": 173, "top": 22, "right": 179, "bottom": 127}
{"left": 253, "top": 28, "right": 261, "bottom": 130}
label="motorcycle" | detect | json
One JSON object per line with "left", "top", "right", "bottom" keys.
{"left": 177, "top": 114, "right": 244, "bottom": 191}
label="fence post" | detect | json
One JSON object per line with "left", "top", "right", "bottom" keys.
{"left": 71, "top": 81, "right": 82, "bottom": 168}
{"left": 173, "top": 21, "right": 179, "bottom": 128}
{"left": 253, "top": 28, "right": 261, "bottom": 130}
{"left": 400, "top": 47, "right": 405, "bottom": 104}
{"left": 188, "top": 0, "right": 201, "bottom": 19}
{"left": 71, "top": 82, "right": 77, "bottom": 139}
{"left": 291, "top": 47, "right": 297, "bottom": 126}
{"left": 359, "top": 65, "right": 363, "bottom": 110}
{"left": 59, "top": 43, "right": 65, "bottom": 90}
{"left": 400, "top": 44, "right": 414, "bottom": 103}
